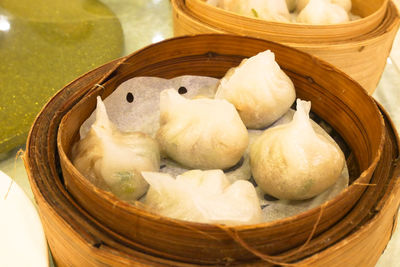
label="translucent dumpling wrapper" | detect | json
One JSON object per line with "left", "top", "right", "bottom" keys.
{"left": 250, "top": 99, "right": 345, "bottom": 200}
{"left": 331, "top": 0, "right": 352, "bottom": 12}
{"left": 249, "top": 0, "right": 292, "bottom": 22}
{"left": 157, "top": 89, "right": 249, "bottom": 169}
{"left": 297, "top": 0, "right": 349, "bottom": 24}
{"left": 215, "top": 0, "right": 291, "bottom": 22}
{"left": 142, "top": 170, "right": 262, "bottom": 225}
{"left": 72, "top": 97, "right": 160, "bottom": 201}
{"left": 215, "top": 50, "right": 296, "bottom": 129}
{"left": 296, "top": 0, "right": 351, "bottom": 12}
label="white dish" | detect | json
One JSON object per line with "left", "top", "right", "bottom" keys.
{"left": 0, "top": 171, "right": 49, "bottom": 267}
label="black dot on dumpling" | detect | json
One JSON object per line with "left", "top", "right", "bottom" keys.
{"left": 178, "top": 86, "right": 187, "bottom": 94}
{"left": 126, "top": 92, "right": 134, "bottom": 103}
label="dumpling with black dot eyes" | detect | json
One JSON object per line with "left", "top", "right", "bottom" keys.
{"left": 72, "top": 96, "right": 160, "bottom": 202}
{"left": 157, "top": 89, "right": 249, "bottom": 170}
{"left": 215, "top": 50, "right": 296, "bottom": 129}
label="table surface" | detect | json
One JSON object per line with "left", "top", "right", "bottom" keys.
{"left": 0, "top": 0, "right": 399, "bottom": 266}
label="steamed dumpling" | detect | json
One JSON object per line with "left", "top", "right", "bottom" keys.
{"left": 297, "top": 0, "right": 349, "bottom": 24}
{"left": 72, "top": 97, "right": 160, "bottom": 201}
{"left": 215, "top": 50, "right": 296, "bottom": 129}
{"left": 297, "top": 0, "right": 351, "bottom": 12}
{"left": 218, "top": 0, "right": 291, "bottom": 22}
{"left": 332, "top": 0, "right": 352, "bottom": 12}
{"left": 249, "top": 0, "right": 291, "bottom": 22}
{"left": 157, "top": 89, "right": 248, "bottom": 169}
{"left": 142, "top": 170, "right": 262, "bottom": 225}
{"left": 249, "top": 99, "right": 345, "bottom": 200}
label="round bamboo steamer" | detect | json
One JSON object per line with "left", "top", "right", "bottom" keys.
{"left": 171, "top": 0, "right": 400, "bottom": 94}
{"left": 54, "top": 34, "right": 386, "bottom": 264}
{"left": 23, "top": 35, "right": 400, "bottom": 266}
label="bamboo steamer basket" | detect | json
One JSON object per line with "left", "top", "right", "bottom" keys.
{"left": 53, "top": 34, "right": 386, "bottom": 264}
{"left": 171, "top": 0, "right": 400, "bottom": 94}
{"left": 23, "top": 35, "right": 400, "bottom": 266}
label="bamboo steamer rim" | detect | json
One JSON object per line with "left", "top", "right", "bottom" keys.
{"left": 23, "top": 36, "right": 400, "bottom": 265}
{"left": 172, "top": 2, "right": 400, "bottom": 47}
{"left": 284, "top": 1, "right": 400, "bottom": 48}
{"left": 293, "top": 1, "right": 400, "bottom": 47}
{"left": 57, "top": 33, "right": 385, "bottom": 231}
{"left": 179, "top": 0, "right": 393, "bottom": 44}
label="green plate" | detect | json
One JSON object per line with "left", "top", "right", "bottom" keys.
{"left": 0, "top": 0, "right": 123, "bottom": 153}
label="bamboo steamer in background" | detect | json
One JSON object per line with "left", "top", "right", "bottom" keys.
{"left": 23, "top": 35, "right": 400, "bottom": 266}
{"left": 171, "top": 0, "right": 400, "bottom": 94}
{"left": 55, "top": 35, "right": 385, "bottom": 264}
{"left": 184, "top": 0, "right": 389, "bottom": 42}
